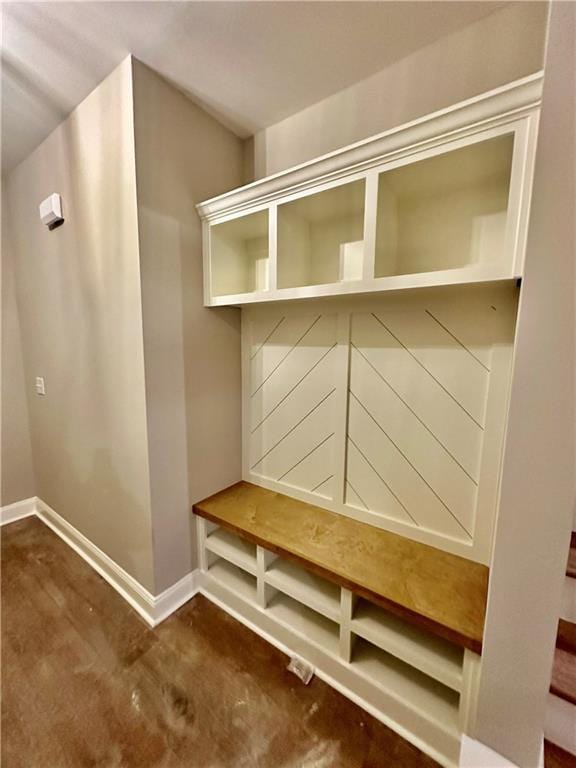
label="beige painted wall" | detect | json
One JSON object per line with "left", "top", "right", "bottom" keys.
{"left": 1, "top": 197, "right": 36, "bottom": 506}
{"left": 3, "top": 55, "right": 243, "bottom": 594}
{"left": 473, "top": 2, "right": 575, "bottom": 764}
{"left": 132, "top": 60, "right": 244, "bottom": 591}
{"left": 251, "top": 2, "right": 548, "bottom": 179}
{"left": 4, "top": 58, "right": 157, "bottom": 591}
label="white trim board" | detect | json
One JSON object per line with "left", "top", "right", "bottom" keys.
{"left": 459, "top": 736, "right": 544, "bottom": 768}
{"left": 545, "top": 693, "right": 576, "bottom": 757}
{"left": 197, "top": 73, "right": 543, "bottom": 221}
{"left": 0, "top": 497, "right": 199, "bottom": 627}
{"left": 0, "top": 497, "right": 36, "bottom": 526}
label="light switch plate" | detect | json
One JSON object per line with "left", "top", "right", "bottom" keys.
{"left": 35, "top": 377, "right": 46, "bottom": 395}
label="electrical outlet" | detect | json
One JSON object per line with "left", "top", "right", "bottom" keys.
{"left": 287, "top": 655, "right": 314, "bottom": 685}
{"left": 35, "top": 377, "right": 46, "bottom": 396}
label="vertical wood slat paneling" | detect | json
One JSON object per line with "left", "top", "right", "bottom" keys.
{"left": 244, "top": 287, "right": 517, "bottom": 562}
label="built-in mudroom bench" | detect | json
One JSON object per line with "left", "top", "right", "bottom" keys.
{"left": 193, "top": 73, "right": 545, "bottom": 768}
{"left": 194, "top": 482, "right": 487, "bottom": 767}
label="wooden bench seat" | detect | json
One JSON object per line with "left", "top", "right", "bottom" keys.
{"left": 193, "top": 481, "right": 489, "bottom": 654}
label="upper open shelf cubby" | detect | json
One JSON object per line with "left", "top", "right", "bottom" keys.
{"left": 277, "top": 180, "right": 366, "bottom": 288}
{"left": 210, "top": 210, "right": 269, "bottom": 297}
{"left": 375, "top": 134, "right": 514, "bottom": 278}
{"left": 198, "top": 75, "right": 541, "bottom": 306}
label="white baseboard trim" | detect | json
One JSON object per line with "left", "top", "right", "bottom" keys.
{"left": 0, "top": 497, "right": 37, "bottom": 526}
{"left": 545, "top": 693, "right": 576, "bottom": 756}
{"left": 459, "top": 735, "right": 544, "bottom": 767}
{"left": 153, "top": 570, "right": 200, "bottom": 625}
{"left": 2, "top": 496, "right": 199, "bottom": 627}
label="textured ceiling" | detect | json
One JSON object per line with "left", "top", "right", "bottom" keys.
{"left": 1, "top": 1, "right": 508, "bottom": 173}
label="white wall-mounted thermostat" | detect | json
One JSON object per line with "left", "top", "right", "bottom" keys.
{"left": 39, "top": 193, "right": 64, "bottom": 230}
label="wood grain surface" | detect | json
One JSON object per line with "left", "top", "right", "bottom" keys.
{"left": 194, "top": 481, "right": 489, "bottom": 653}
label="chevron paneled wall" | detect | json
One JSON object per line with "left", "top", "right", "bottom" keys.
{"left": 243, "top": 286, "right": 517, "bottom": 563}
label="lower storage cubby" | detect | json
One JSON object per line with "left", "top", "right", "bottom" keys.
{"left": 196, "top": 514, "right": 472, "bottom": 767}
{"left": 351, "top": 599, "right": 464, "bottom": 691}
{"left": 266, "top": 591, "right": 341, "bottom": 656}
{"left": 265, "top": 558, "right": 340, "bottom": 622}
{"left": 207, "top": 559, "right": 258, "bottom": 603}
{"left": 352, "top": 639, "right": 460, "bottom": 739}
{"left": 205, "top": 527, "right": 257, "bottom": 575}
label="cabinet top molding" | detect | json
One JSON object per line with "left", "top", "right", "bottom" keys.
{"left": 197, "top": 72, "right": 543, "bottom": 222}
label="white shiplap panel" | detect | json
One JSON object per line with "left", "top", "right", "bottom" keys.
{"left": 248, "top": 311, "right": 339, "bottom": 503}
{"left": 244, "top": 286, "right": 517, "bottom": 562}
{"left": 351, "top": 312, "right": 483, "bottom": 481}
{"left": 249, "top": 315, "right": 287, "bottom": 356}
{"left": 345, "top": 480, "right": 369, "bottom": 511}
{"left": 347, "top": 396, "right": 471, "bottom": 540}
{"left": 278, "top": 434, "right": 336, "bottom": 498}
{"left": 250, "top": 344, "right": 338, "bottom": 453}
{"left": 253, "top": 392, "right": 335, "bottom": 479}
{"left": 250, "top": 314, "right": 323, "bottom": 393}
{"left": 350, "top": 345, "right": 477, "bottom": 534}
{"left": 420, "top": 304, "right": 492, "bottom": 371}
{"left": 373, "top": 307, "right": 490, "bottom": 428}
{"left": 250, "top": 314, "right": 337, "bottom": 430}
{"left": 346, "top": 437, "right": 415, "bottom": 526}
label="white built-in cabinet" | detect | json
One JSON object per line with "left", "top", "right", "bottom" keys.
{"left": 195, "top": 74, "right": 543, "bottom": 768}
{"left": 197, "top": 516, "right": 474, "bottom": 767}
{"left": 199, "top": 76, "right": 540, "bottom": 307}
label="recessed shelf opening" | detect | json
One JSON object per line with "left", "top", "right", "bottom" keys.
{"left": 210, "top": 210, "right": 269, "bottom": 296}
{"left": 265, "top": 558, "right": 340, "bottom": 621}
{"left": 277, "top": 179, "right": 366, "bottom": 288}
{"left": 352, "top": 639, "right": 460, "bottom": 733}
{"left": 208, "top": 559, "right": 257, "bottom": 602}
{"left": 205, "top": 528, "right": 257, "bottom": 574}
{"left": 267, "top": 591, "right": 340, "bottom": 655}
{"left": 352, "top": 599, "right": 464, "bottom": 691}
{"left": 375, "top": 134, "right": 514, "bottom": 278}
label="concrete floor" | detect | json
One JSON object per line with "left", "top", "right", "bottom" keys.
{"left": 1, "top": 516, "right": 443, "bottom": 767}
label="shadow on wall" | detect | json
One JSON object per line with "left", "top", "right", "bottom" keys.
{"left": 9, "top": 59, "right": 156, "bottom": 592}
{"left": 2, "top": 2, "right": 133, "bottom": 171}
{"left": 1, "top": 199, "right": 35, "bottom": 506}
{"left": 179, "top": 214, "right": 242, "bottom": 505}
{"left": 54, "top": 447, "right": 153, "bottom": 587}
{"left": 136, "top": 201, "right": 242, "bottom": 589}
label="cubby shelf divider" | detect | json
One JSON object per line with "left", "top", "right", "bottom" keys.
{"left": 195, "top": 516, "right": 476, "bottom": 768}
{"left": 198, "top": 74, "right": 541, "bottom": 307}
